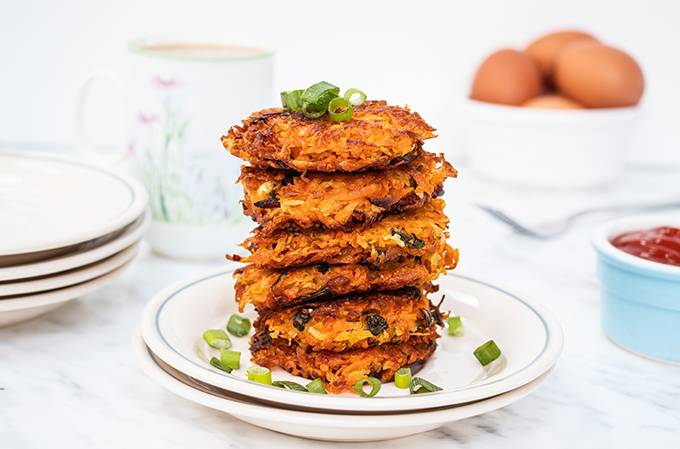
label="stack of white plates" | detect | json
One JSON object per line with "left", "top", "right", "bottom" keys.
{"left": 138, "top": 266, "right": 563, "bottom": 442}
{"left": 0, "top": 150, "right": 149, "bottom": 327}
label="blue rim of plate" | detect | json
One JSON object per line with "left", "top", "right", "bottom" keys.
{"left": 152, "top": 267, "right": 554, "bottom": 403}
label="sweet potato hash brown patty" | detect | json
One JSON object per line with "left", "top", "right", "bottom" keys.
{"left": 239, "top": 151, "right": 456, "bottom": 234}
{"left": 252, "top": 288, "right": 444, "bottom": 352}
{"left": 234, "top": 254, "right": 458, "bottom": 312}
{"left": 221, "top": 101, "right": 436, "bottom": 173}
{"left": 229, "top": 199, "right": 454, "bottom": 270}
{"left": 251, "top": 334, "right": 438, "bottom": 393}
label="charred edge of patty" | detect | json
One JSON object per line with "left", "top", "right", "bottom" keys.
{"left": 250, "top": 336, "right": 438, "bottom": 392}
{"left": 234, "top": 199, "right": 451, "bottom": 270}
{"left": 233, "top": 258, "right": 442, "bottom": 312}
{"left": 253, "top": 286, "right": 423, "bottom": 320}
{"left": 264, "top": 144, "right": 424, "bottom": 174}
{"left": 250, "top": 188, "right": 443, "bottom": 236}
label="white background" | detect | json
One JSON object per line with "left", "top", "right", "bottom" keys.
{"left": 2, "top": 3, "right": 680, "bottom": 448}
{"left": 2, "top": 0, "right": 679, "bottom": 163}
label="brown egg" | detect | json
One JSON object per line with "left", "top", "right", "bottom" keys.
{"left": 526, "top": 30, "right": 598, "bottom": 82}
{"left": 522, "top": 94, "right": 584, "bottom": 109}
{"left": 554, "top": 43, "right": 644, "bottom": 108}
{"left": 470, "top": 49, "right": 542, "bottom": 106}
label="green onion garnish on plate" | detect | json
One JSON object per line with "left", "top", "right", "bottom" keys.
{"left": 227, "top": 314, "right": 251, "bottom": 337}
{"left": 394, "top": 367, "right": 412, "bottom": 389}
{"left": 202, "top": 329, "right": 232, "bottom": 349}
{"left": 247, "top": 365, "right": 272, "bottom": 385}
{"left": 272, "top": 380, "right": 308, "bottom": 392}
{"left": 209, "top": 357, "right": 233, "bottom": 373}
{"left": 447, "top": 315, "right": 463, "bottom": 336}
{"left": 473, "top": 340, "right": 502, "bottom": 366}
{"left": 219, "top": 349, "right": 241, "bottom": 370}
{"left": 306, "top": 378, "right": 327, "bottom": 394}
{"left": 354, "top": 376, "right": 381, "bottom": 397}
{"left": 409, "top": 377, "right": 443, "bottom": 394}
{"left": 328, "top": 97, "right": 352, "bottom": 122}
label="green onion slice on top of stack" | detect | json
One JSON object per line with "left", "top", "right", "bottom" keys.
{"left": 280, "top": 81, "right": 366, "bottom": 121}
{"left": 344, "top": 88, "right": 367, "bottom": 105}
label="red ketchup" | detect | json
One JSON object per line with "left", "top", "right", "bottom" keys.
{"left": 610, "top": 226, "right": 680, "bottom": 267}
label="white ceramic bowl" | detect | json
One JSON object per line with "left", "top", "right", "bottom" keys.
{"left": 459, "top": 99, "right": 639, "bottom": 189}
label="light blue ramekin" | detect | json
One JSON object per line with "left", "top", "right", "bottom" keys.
{"left": 592, "top": 213, "right": 680, "bottom": 363}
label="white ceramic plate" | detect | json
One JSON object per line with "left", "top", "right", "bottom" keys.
{"left": 0, "top": 150, "right": 147, "bottom": 257}
{"left": 0, "top": 258, "right": 133, "bottom": 327}
{"left": 135, "top": 330, "right": 551, "bottom": 442}
{"left": 141, "top": 266, "right": 563, "bottom": 412}
{"left": 0, "top": 211, "right": 149, "bottom": 281}
{"left": 0, "top": 243, "right": 139, "bottom": 296}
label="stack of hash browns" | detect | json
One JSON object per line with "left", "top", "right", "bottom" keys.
{"left": 223, "top": 100, "right": 457, "bottom": 393}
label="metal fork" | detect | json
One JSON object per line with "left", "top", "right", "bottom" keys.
{"left": 476, "top": 200, "right": 680, "bottom": 239}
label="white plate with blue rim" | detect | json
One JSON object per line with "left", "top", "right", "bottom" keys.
{"left": 135, "top": 328, "right": 552, "bottom": 441}
{"left": 140, "top": 264, "right": 563, "bottom": 412}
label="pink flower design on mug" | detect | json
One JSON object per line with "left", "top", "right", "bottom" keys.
{"left": 137, "top": 112, "right": 158, "bottom": 125}
{"left": 152, "top": 75, "right": 177, "bottom": 89}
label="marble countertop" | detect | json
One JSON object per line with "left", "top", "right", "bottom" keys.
{"left": 2, "top": 163, "right": 680, "bottom": 448}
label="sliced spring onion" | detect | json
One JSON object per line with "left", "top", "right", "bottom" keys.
{"left": 328, "top": 97, "right": 352, "bottom": 122}
{"left": 447, "top": 315, "right": 463, "bottom": 336}
{"left": 343, "top": 88, "right": 367, "bottom": 106}
{"left": 219, "top": 349, "right": 241, "bottom": 370}
{"left": 394, "top": 367, "right": 412, "bottom": 389}
{"left": 306, "top": 378, "right": 327, "bottom": 394}
{"left": 354, "top": 376, "right": 381, "bottom": 397}
{"left": 202, "top": 329, "right": 232, "bottom": 349}
{"left": 209, "top": 357, "right": 233, "bottom": 373}
{"left": 302, "top": 102, "right": 327, "bottom": 119}
{"left": 227, "top": 314, "right": 251, "bottom": 337}
{"left": 473, "top": 340, "right": 502, "bottom": 366}
{"left": 247, "top": 365, "right": 272, "bottom": 385}
{"left": 409, "top": 377, "right": 443, "bottom": 394}
{"left": 280, "top": 89, "right": 304, "bottom": 112}
{"left": 301, "top": 81, "right": 340, "bottom": 106}
{"left": 300, "top": 81, "right": 340, "bottom": 119}
{"left": 272, "top": 380, "right": 308, "bottom": 392}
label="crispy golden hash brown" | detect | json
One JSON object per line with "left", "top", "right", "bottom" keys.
{"left": 222, "top": 101, "right": 436, "bottom": 173}
{"left": 253, "top": 288, "right": 444, "bottom": 352}
{"left": 251, "top": 335, "right": 437, "bottom": 393}
{"left": 239, "top": 151, "right": 456, "bottom": 234}
{"left": 234, "top": 254, "right": 458, "bottom": 312}
{"left": 229, "top": 199, "right": 454, "bottom": 270}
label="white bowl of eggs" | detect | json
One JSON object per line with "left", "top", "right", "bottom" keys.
{"left": 460, "top": 30, "right": 644, "bottom": 189}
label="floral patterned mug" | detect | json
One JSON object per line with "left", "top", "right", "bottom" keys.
{"left": 76, "top": 39, "right": 273, "bottom": 259}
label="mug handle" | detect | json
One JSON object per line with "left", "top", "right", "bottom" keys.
{"left": 75, "top": 70, "right": 128, "bottom": 167}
